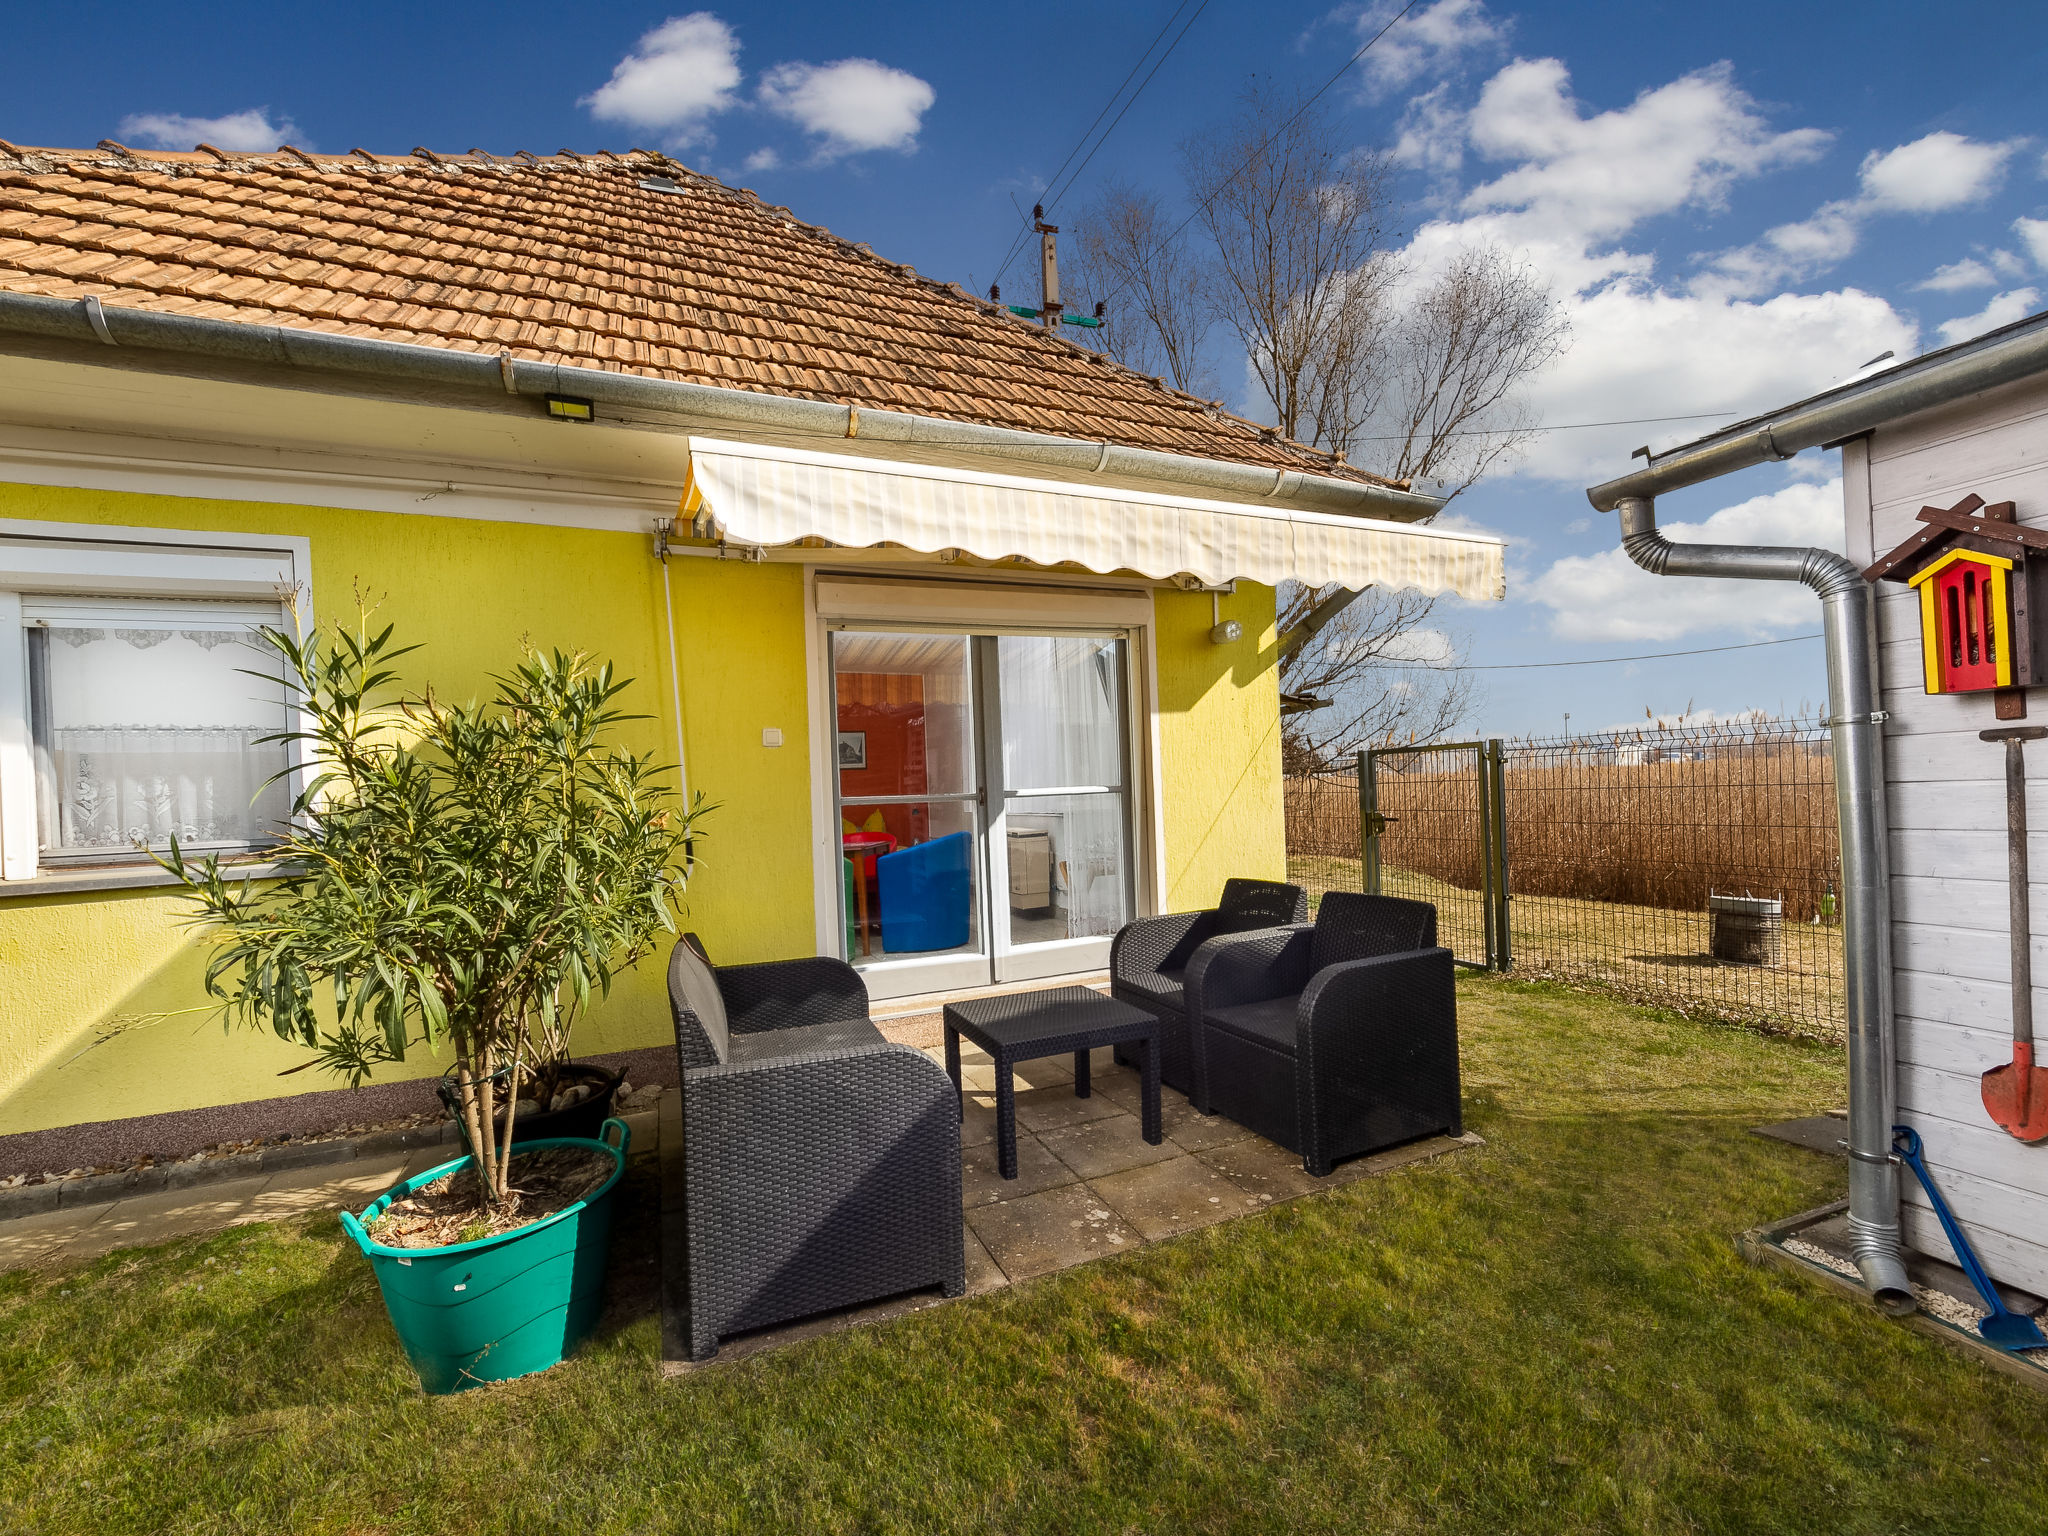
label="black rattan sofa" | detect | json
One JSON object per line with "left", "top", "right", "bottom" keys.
{"left": 669, "top": 936, "right": 964, "bottom": 1361}
{"left": 1109, "top": 877, "right": 1308, "bottom": 1102}
{"left": 1188, "top": 892, "right": 1461, "bottom": 1175}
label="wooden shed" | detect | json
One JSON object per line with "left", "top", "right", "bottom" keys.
{"left": 1841, "top": 348, "right": 2048, "bottom": 1296}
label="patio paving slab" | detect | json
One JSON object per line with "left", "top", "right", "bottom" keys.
{"left": 1038, "top": 1112, "right": 1178, "bottom": 1181}
{"left": 965, "top": 1184, "right": 1144, "bottom": 1281}
{"left": 1191, "top": 1137, "right": 1327, "bottom": 1201}
{"left": 1088, "top": 1154, "right": 1250, "bottom": 1241}
{"left": 961, "top": 1131, "right": 1076, "bottom": 1208}
{"left": 64, "top": 1187, "right": 259, "bottom": 1261}
{"left": 1010, "top": 1082, "right": 1126, "bottom": 1134}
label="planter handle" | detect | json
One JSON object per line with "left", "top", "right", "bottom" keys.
{"left": 599, "top": 1117, "right": 631, "bottom": 1157}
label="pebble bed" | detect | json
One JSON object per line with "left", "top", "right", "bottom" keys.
{"left": 1781, "top": 1235, "right": 2048, "bottom": 1356}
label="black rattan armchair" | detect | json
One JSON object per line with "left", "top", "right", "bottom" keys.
{"left": 1109, "top": 878, "right": 1308, "bottom": 1102}
{"left": 669, "top": 935, "right": 964, "bottom": 1362}
{"left": 1188, "top": 892, "right": 1460, "bottom": 1175}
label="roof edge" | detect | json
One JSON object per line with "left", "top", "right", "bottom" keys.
{"left": 1586, "top": 307, "right": 2048, "bottom": 511}
{"left": 0, "top": 291, "right": 1445, "bottom": 524}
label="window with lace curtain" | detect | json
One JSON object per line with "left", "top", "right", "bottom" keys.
{"left": 24, "top": 598, "right": 292, "bottom": 863}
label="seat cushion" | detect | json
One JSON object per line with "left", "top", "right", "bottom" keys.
{"left": 1204, "top": 997, "right": 1300, "bottom": 1055}
{"left": 1119, "top": 965, "right": 1187, "bottom": 1015}
{"left": 728, "top": 1017, "right": 887, "bottom": 1064}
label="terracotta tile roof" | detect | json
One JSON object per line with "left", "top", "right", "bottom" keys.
{"left": 0, "top": 142, "right": 1400, "bottom": 489}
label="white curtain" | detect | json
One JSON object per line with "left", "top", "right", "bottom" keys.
{"left": 33, "top": 617, "right": 289, "bottom": 856}
{"left": 1000, "top": 637, "right": 1127, "bottom": 939}
{"left": 50, "top": 724, "right": 286, "bottom": 850}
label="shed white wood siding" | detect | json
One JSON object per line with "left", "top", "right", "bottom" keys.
{"left": 1841, "top": 370, "right": 2048, "bottom": 1297}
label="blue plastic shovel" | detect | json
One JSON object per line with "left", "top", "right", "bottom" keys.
{"left": 1892, "top": 1125, "right": 2047, "bottom": 1352}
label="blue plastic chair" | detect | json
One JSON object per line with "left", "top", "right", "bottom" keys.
{"left": 878, "top": 831, "right": 972, "bottom": 953}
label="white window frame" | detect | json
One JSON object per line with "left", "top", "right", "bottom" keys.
{"left": 0, "top": 517, "right": 311, "bottom": 880}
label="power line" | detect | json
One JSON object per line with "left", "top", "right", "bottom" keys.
{"left": 987, "top": 0, "right": 1209, "bottom": 290}
{"left": 1417, "top": 633, "right": 1824, "bottom": 671}
{"left": 1152, "top": 0, "right": 1423, "bottom": 252}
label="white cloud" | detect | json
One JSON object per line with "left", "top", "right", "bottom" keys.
{"left": 2017, "top": 218, "right": 2048, "bottom": 272}
{"left": 1530, "top": 479, "right": 1845, "bottom": 642}
{"left": 742, "top": 147, "right": 781, "bottom": 173}
{"left": 1354, "top": 0, "right": 1506, "bottom": 99}
{"left": 1700, "top": 131, "right": 2024, "bottom": 298}
{"left": 1457, "top": 60, "right": 1829, "bottom": 253}
{"left": 1373, "top": 59, "right": 1915, "bottom": 486}
{"left": 1935, "top": 288, "right": 2040, "bottom": 347}
{"left": 582, "top": 13, "right": 743, "bottom": 148}
{"left": 118, "top": 107, "right": 301, "bottom": 152}
{"left": 1860, "top": 131, "right": 2020, "bottom": 213}
{"left": 1917, "top": 257, "right": 1998, "bottom": 292}
{"left": 758, "top": 58, "right": 934, "bottom": 158}
{"left": 1370, "top": 627, "right": 1459, "bottom": 665}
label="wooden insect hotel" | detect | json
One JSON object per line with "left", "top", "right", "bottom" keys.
{"left": 1865, "top": 493, "right": 2048, "bottom": 717}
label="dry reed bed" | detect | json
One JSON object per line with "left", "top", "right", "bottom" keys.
{"left": 1286, "top": 744, "right": 1841, "bottom": 923}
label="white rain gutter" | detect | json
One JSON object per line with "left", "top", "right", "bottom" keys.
{"left": 1585, "top": 310, "right": 2048, "bottom": 1316}
{"left": 0, "top": 291, "right": 1445, "bottom": 524}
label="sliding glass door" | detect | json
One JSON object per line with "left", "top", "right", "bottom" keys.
{"left": 830, "top": 627, "right": 1133, "bottom": 998}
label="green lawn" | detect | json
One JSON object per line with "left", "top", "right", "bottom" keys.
{"left": 5, "top": 979, "right": 2045, "bottom": 1535}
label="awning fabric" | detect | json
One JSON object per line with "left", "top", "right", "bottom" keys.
{"left": 680, "top": 437, "right": 1504, "bottom": 600}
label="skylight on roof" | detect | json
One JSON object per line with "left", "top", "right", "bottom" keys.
{"left": 638, "top": 177, "right": 683, "bottom": 195}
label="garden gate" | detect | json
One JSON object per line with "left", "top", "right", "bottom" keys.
{"left": 1358, "top": 740, "right": 1510, "bottom": 971}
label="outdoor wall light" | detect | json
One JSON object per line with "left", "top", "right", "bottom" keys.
{"left": 546, "top": 394, "right": 595, "bottom": 423}
{"left": 1209, "top": 589, "right": 1241, "bottom": 645}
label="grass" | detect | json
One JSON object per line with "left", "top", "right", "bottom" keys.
{"left": 1290, "top": 854, "right": 1846, "bottom": 1039}
{"left": 5, "top": 978, "right": 2046, "bottom": 1535}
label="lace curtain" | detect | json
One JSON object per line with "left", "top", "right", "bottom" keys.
{"left": 32, "top": 621, "right": 289, "bottom": 857}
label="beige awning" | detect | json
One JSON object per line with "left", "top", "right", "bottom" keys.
{"left": 680, "top": 437, "right": 1504, "bottom": 600}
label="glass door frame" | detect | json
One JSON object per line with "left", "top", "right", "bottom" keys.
{"left": 822, "top": 616, "right": 1145, "bottom": 999}
{"left": 979, "top": 633, "right": 1136, "bottom": 984}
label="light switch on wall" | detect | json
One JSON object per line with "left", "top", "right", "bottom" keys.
{"left": 761, "top": 727, "right": 783, "bottom": 747}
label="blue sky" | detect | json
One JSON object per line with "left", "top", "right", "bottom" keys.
{"left": 8, "top": 0, "right": 2048, "bottom": 735}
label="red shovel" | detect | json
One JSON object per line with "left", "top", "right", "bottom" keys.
{"left": 1980, "top": 726, "right": 2048, "bottom": 1142}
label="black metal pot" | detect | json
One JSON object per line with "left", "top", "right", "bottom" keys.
{"left": 505, "top": 1063, "right": 625, "bottom": 1144}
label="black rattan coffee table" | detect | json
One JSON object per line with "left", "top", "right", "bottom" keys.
{"left": 943, "top": 986, "right": 1162, "bottom": 1178}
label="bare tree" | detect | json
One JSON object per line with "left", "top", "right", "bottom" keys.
{"left": 1277, "top": 584, "right": 1478, "bottom": 774}
{"left": 1183, "top": 82, "right": 1397, "bottom": 447}
{"left": 1353, "top": 244, "right": 1570, "bottom": 496}
{"left": 1068, "top": 180, "right": 1214, "bottom": 394}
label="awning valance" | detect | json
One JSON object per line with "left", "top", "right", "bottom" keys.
{"left": 680, "top": 437, "right": 1504, "bottom": 600}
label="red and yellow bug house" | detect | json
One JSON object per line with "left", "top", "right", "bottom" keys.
{"left": 1866, "top": 493, "right": 2048, "bottom": 714}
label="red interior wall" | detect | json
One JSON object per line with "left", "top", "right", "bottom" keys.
{"left": 838, "top": 672, "right": 930, "bottom": 848}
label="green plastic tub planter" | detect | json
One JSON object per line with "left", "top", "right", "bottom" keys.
{"left": 341, "top": 1118, "right": 630, "bottom": 1395}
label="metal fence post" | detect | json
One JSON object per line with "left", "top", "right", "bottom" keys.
{"left": 1487, "top": 738, "right": 1511, "bottom": 971}
{"left": 1357, "top": 747, "right": 1381, "bottom": 895}
{"left": 1474, "top": 743, "right": 1499, "bottom": 968}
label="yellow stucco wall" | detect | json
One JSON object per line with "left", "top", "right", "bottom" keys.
{"left": 0, "top": 483, "right": 813, "bottom": 1136}
{"left": 0, "top": 479, "right": 1287, "bottom": 1136}
{"left": 1152, "top": 582, "right": 1288, "bottom": 911}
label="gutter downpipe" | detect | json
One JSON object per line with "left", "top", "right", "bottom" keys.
{"left": 1608, "top": 495, "right": 1913, "bottom": 1315}
{"left": 1586, "top": 329, "right": 2048, "bottom": 1317}
{"left": 0, "top": 292, "right": 1445, "bottom": 524}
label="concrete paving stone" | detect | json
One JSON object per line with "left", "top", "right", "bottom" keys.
{"left": 1088, "top": 1155, "right": 1249, "bottom": 1242}
{"left": 961, "top": 1132, "right": 1077, "bottom": 1208}
{"left": 964, "top": 1183, "right": 1145, "bottom": 1281}
{"left": 0, "top": 1204, "right": 103, "bottom": 1271}
{"left": 62, "top": 1189, "right": 255, "bottom": 1260}
{"left": 1011, "top": 1083, "right": 1125, "bottom": 1135}
{"left": 1193, "top": 1137, "right": 1324, "bottom": 1203}
{"left": 1037, "top": 1112, "right": 1176, "bottom": 1181}
{"left": 1162, "top": 1104, "right": 1257, "bottom": 1153}
{"left": 1325, "top": 1131, "right": 1483, "bottom": 1185}
{"left": 243, "top": 1159, "right": 411, "bottom": 1222}
{"left": 963, "top": 1222, "right": 1008, "bottom": 1295}
{"left": 958, "top": 1097, "right": 1000, "bottom": 1149}
{"left": 403, "top": 1144, "right": 466, "bottom": 1180}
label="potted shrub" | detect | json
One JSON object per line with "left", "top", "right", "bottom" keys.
{"left": 163, "top": 612, "right": 705, "bottom": 1392}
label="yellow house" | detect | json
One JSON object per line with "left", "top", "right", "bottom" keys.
{"left": 0, "top": 144, "right": 1501, "bottom": 1169}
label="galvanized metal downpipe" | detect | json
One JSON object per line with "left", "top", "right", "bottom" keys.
{"left": 1616, "top": 495, "right": 1914, "bottom": 1315}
